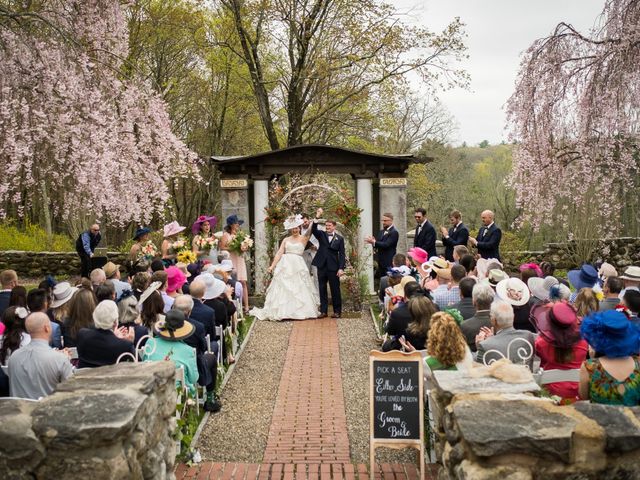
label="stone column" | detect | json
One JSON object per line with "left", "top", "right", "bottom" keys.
{"left": 356, "top": 177, "right": 375, "bottom": 294}
{"left": 379, "top": 176, "right": 407, "bottom": 255}
{"left": 252, "top": 179, "right": 269, "bottom": 294}
{"left": 220, "top": 176, "right": 251, "bottom": 285}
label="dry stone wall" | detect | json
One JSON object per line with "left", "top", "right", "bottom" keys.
{"left": 0, "top": 362, "right": 177, "bottom": 480}
{"left": 0, "top": 250, "right": 128, "bottom": 278}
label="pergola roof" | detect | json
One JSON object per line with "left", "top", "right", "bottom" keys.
{"left": 211, "top": 144, "right": 431, "bottom": 178}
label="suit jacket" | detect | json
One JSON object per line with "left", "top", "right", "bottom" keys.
{"left": 385, "top": 303, "right": 427, "bottom": 350}
{"left": 190, "top": 299, "right": 217, "bottom": 337}
{"left": 76, "top": 328, "right": 135, "bottom": 368}
{"left": 311, "top": 222, "right": 346, "bottom": 271}
{"left": 476, "top": 223, "right": 502, "bottom": 260}
{"left": 0, "top": 290, "right": 11, "bottom": 318}
{"left": 476, "top": 327, "right": 536, "bottom": 369}
{"left": 442, "top": 223, "right": 469, "bottom": 261}
{"left": 413, "top": 221, "right": 437, "bottom": 260}
{"left": 184, "top": 317, "right": 207, "bottom": 355}
{"left": 452, "top": 297, "right": 475, "bottom": 321}
{"left": 599, "top": 297, "right": 620, "bottom": 311}
{"left": 459, "top": 310, "right": 491, "bottom": 352}
{"left": 374, "top": 226, "right": 399, "bottom": 274}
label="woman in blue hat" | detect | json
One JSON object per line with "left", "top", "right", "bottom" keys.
{"left": 129, "top": 227, "right": 153, "bottom": 261}
{"left": 219, "top": 214, "right": 249, "bottom": 313}
{"left": 579, "top": 310, "right": 640, "bottom": 405}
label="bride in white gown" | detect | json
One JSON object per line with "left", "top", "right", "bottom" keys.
{"left": 250, "top": 214, "right": 320, "bottom": 321}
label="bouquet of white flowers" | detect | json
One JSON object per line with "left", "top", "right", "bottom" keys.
{"left": 195, "top": 236, "right": 218, "bottom": 252}
{"left": 229, "top": 231, "right": 253, "bottom": 254}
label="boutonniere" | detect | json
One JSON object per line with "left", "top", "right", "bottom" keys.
{"left": 383, "top": 230, "right": 389, "bottom": 236}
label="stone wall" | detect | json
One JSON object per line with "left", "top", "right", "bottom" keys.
{"left": 0, "top": 362, "right": 177, "bottom": 480}
{"left": 430, "top": 373, "right": 640, "bottom": 480}
{"left": 0, "top": 250, "right": 128, "bottom": 278}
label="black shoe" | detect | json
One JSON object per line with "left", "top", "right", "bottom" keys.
{"left": 204, "top": 399, "right": 222, "bottom": 412}
{"left": 331, "top": 313, "right": 341, "bottom": 318}
{"left": 317, "top": 313, "right": 328, "bottom": 318}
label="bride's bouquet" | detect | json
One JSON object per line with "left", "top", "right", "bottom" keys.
{"left": 137, "top": 240, "right": 158, "bottom": 262}
{"left": 194, "top": 236, "right": 218, "bottom": 252}
{"left": 229, "top": 230, "right": 253, "bottom": 254}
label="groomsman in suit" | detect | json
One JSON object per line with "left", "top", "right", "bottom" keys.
{"left": 413, "top": 208, "right": 437, "bottom": 260}
{"left": 469, "top": 210, "right": 502, "bottom": 260}
{"left": 366, "top": 213, "right": 399, "bottom": 278}
{"left": 312, "top": 208, "right": 346, "bottom": 318}
{"left": 439, "top": 210, "right": 470, "bottom": 262}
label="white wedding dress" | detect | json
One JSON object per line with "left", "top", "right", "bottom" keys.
{"left": 250, "top": 241, "right": 320, "bottom": 321}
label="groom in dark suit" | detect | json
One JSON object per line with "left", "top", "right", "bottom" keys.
{"left": 469, "top": 210, "right": 502, "bottom": 260}
{"left": 440, "top": 210, "right": 469, "bottom": 262}
{"left": 312, "top": 208, "right": 346, "bottom": 318}
{"left": 413, "top": 208, "right": 437, "bottom": 260}
{"left": 366, "top": 213, "right": 399, "bottom": 278}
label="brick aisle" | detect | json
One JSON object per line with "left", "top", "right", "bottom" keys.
{"left": 262, "top": 318, "right": 350, "bottom": 463}
{"left": 176, "top": 318, "right": 439, "bottom": 479}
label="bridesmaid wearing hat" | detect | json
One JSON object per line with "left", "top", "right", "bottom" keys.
{"left": 191, "top": 215, "right": 217, "bottom": 261}
{"left": 161, "top": 221, "right": 187, "bottom": 266}
{"left": 219, "top": 214, "right": 249, "bottom": 314}
{"left": 129, "top": 227, "right": 153, "bottom": 261}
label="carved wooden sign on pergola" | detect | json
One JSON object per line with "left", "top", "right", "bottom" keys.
{"left": 211, "top": 144, "right": 432, "bottom": 294}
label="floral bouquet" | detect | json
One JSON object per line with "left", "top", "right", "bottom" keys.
{"left": 228, "top": 230, "right": 253, "bottom": 254}
{"left": 194, "top": 236, "right": 218, "bottom": 252}
{"left": 170, "top": 238, "right": 188, "bottom": 254}
{"left": 177, "top": 250, "right": 197, "bottom": 265}
{"left": 137, "top": 240, "right": 158, "bottom": 262}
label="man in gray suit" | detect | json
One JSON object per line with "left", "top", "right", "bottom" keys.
{"left": 453, "top": 277, "right": 476, "bottom": 321}
{"left": 460, "top": 283, "right": 494, "bottom": 352}
{"left": 476, "top": 300, "right": 536, "bottom": 369}
{"left": 600, "top": 276, "right": 623, "bottom": 311}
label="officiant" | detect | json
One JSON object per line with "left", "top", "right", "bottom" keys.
{"left": 365, "top": 213, "right": 399, "bottom": 278}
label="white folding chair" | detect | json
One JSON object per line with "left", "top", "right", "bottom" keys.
{"left": 205, "top": 334, "right": 212, "bottom": 354}
{"left": 534, "top": 368, "right": 581, "bottom": 386}
{"left": 215, "top": 325, "right": 223, "bottom": 364}
{"left": 175, "top": 366, "right": 189, "bottom": 417}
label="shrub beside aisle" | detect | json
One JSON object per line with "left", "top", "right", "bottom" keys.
{"left": 0, "top": 222, "right": 74, "bottom": 252}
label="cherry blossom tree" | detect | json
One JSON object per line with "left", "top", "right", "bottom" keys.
{"left": 506, "top": 0, "right": 640, "bottom": 235}
{"left": 0, "top": 0, "right": 199, "bottom": 235}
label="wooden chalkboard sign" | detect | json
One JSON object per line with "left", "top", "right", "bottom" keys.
{"left": 369, "top": 350, "right": 424, "bottom": 480}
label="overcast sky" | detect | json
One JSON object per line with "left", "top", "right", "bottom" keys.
{"left": 395, "top": 0, "right": 605, "bottom": 146}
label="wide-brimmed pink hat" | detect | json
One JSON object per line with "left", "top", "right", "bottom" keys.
{"left": 166, "top": 266, "right": 187, "bottom": 293}
{"left": 163, "top": 221, "right": 186, "bottom": 238}
{"left": 408, "top": 247, "right": 428, "bottom": 265}
{"left": 531, "top": 301, "right": 581, "bottom": 348}
{"left": 192, "top": 215, "right": 217, "bottom": 235}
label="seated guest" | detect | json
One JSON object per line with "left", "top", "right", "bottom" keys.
{"left": 622, "top": 290, "right": 640, "bottom": 326}
{"left": 453, "top": 277, "right": 476, "bottom": 320}
{"left": 519, "top": 262, "right": 543, "bottom": 279}
{"left": 568, "top": 264, "right": 599, "bottom": 300}
{"left": 496, "top": 277, "right": 533, "bottom": 332}
{"left": 476, "top": 300, "right": 536, "bottom": 369}
{"left": 422, "top": 312, "right": 471, "bottom": 371}
{"left": 619, "top": 266, "right": 640, "bottom": 299}
{"left": 531, "top": 302, "right": 588, "bottom": 401}
{"left": 459, "top": 254, "right": 477, "bottom": 278}
{"left": 600, "top": 276, "right": 624, "bottom": 311}
{"left": 528, "top": 275, "right": 560, "bottom": 305}
{"left": 597, "top": 262, "right": 618, "bottom": 287}
{"left": 199, "top": 273, "right": 232, "bottom": 331}
{"left": 95, "top": 281, "right": 116, "bottom": 303}
{"left": 50, "top": 281, "right": 78, "bottom": 326}
{"left": 143, "top": 310, "right": 199, "bottom": 395}
{"left": 378, "top": 254, "right": 407, "bottom": 305}
{"left": 0, "top": 269, "right": 19, "bottom": 317}
{"left": 139, "top": 282, "right": 165, "bottom": 333}
{"left": 574, "top": 287, "right": 599, "bottom": 319}
{"left": 540, "top": 261, "right": 556, "bottom": 278}
{"left": 61, "top": 287, "right": 97, "bottom": 348}
{"left": 9, "top": 286, "right": 27, "bottom": 308}
{"left": 7, "top": 312, "right": 73, "bottom": 399}
{"left": 27, "top": 288, "right": 62, "bottom": 349}
{"left": 76, "top": 300, "right": 135, "bottom": 368}
{"left": 151, "top": 270, "right": 173, "bottom": 313}
{"left": 460, "top": 283, "right": 494, "bottom": 352}
{"left": 116, "top": 291, "right": 147, "bottom": 346}
{"left": 384, "top": 283, "right": 436, "bottom": 351}
{"left": 384, "top": 269, "right": 408, "bottom": 314}
{"left": 189, "top": 279, "right": 216, "bottom": 339}
{"left": 103, "top": 262, "right": 131, "bottom": 299}
{"left": 579, "top": 310, "right": 640, "bottom": 405}
{"left": 452, "top": 245, "right": 469, "bottom": 265}
{"left": 151, "top": 259, "right": 166, "bottom": 272}
{"left": 0, "top": 307, "right": 30, "bottom": 365}
{"left": 90, "top": 268, "right": 106, "bottom": 289}
{"left": 166, "top": 266, "right": 187, "bottom": 300}
{"left": 431, "top": 260, "right": 457, "bottom": 308}
{"left": 131, "top": 272, "right": 150, "bottom": 301}
{"left": 173, "top": 295, "right": 221, "bottom": 412}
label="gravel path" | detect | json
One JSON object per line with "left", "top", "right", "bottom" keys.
{"left": 338, "top": 312, "right": 416, "bottom": 464}
{"left": 197, "top": 320, "right": 292, "bottom": 462}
